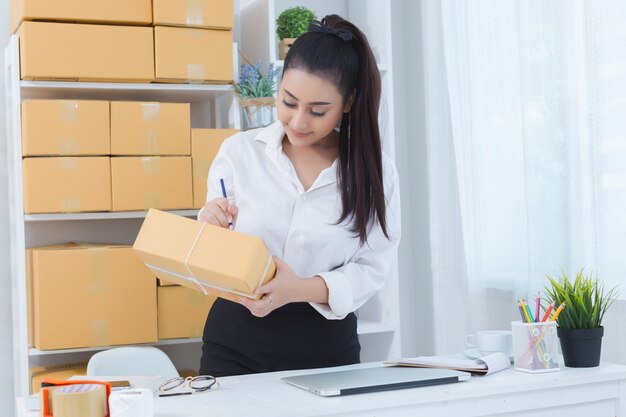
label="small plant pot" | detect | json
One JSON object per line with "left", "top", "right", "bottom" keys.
{"left": 557, "top": 326, "right": 604, "bottom": 368}
{"left": 279, "top": 38, "right": 296, "bottom": 60}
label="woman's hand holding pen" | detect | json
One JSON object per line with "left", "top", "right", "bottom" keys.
{"left": 199, "top": 198, "right": 238, "bottom": 229}
{"left": 239, "top": 257, "right": 316, "bottom": 318}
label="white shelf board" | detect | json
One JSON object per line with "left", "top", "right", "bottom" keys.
{"left": 28, "top": 338, "right": 203, "bottom": 357}
{"left": 24, "top": 209, "right": 199, "bottom": 222}
{"left": 28, "top": 320, "right": 393, "bottom": 356}
{"left": 19, "top": 81, "right": 234, "bottom": 102}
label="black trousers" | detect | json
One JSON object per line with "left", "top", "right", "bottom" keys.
{"left": 200, "top": 298, "right": 361, "bottom": 377}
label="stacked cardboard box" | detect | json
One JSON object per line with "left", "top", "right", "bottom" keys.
{"left": 153, "top": 0, "right": 233, "bottom": 83}
{"left": 13, "top": 0, "right": 234, "bottom": 84}
{"left": 10, "top": 0, "right": 152, "bottom": 33}
{"left": 21, "top": 99, "right": 195, "bottom": 213}
{"left": 26, "top": 244, "right": 157, "bottom": 350}
{"left": 158, "top": 286, "right": 216, "bottom": 339}
{"left": 110, "top": 101, "right": 193, "bottom": 211}
{"left": 191, "top": 128, "right": 238, "bottom": 209}
{"left": 19, "top": 22, "right": 154, "bottom": 82}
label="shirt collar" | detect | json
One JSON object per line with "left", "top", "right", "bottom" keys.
{"left": 254, "top": 121, "right": 339, "bottom": 192}
{"left": 254, "top": 120, "right": 284, "bottom": 151}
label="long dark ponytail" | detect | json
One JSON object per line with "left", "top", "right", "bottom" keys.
{"left": 283, "top": 15, "right": 387, "bottom": 245}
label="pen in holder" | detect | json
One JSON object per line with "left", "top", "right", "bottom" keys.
{"left": 511, "top": 320, "right": 560, "bottom": 373}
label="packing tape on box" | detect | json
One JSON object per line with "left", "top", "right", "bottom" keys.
{"left": 58, "top": 157, "right": 78, "bottom": 171}
{"left": 186, "top": 0, "right": 205, "bottom": 26}
{"left": 144, "top": 132, "right": 161, "bottom": 154}
{"left": 141, "top": 157, "right": 160, "bottom": 174}
{"left": 187, "top": 64, "right": 206, "bottom": 83}
{"left": 89, "top": 249, "right": 107, "bottom": 294}
{"left": 58, "top": 101, "right": 79, "bottom": 124}
{"left": 90, "top": 320, "right": 110, "bottom": 346}
{"left": 60, "top": 196, "right": 81, "bottom": 213}
{"left": 142, "top": 103, "right": 160, "bottom": 122}
{"left": 144, "top": 192, "right": 162, "bottom": 209}
{"left": 109, "top": 388, "right": 153, "bottom": 417}
{"left": 59, "top": 138, "right": 79, "bottom": 155}
{"left": 51, "top": 383, "right": 107, "bottom": 417}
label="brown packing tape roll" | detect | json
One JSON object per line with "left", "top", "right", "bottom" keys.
{"left": 141, "top": 157, "right": 160, "bottom": 174}
{"left": 58, "top": 100, "right": 79, "bottom": 124}
{"left": 90, "top": 320, "right": 110, "bottom": 347}
{"left": 187, "top": 64, "right": 206, "bottom": 82}
{"left": 59, "top": 138, "right": 79, "bottom": 155}
{"left": 186, "top": 0, "right": 205, "bottom": 25}
{"left": 144, "top": 131, "right": 161, "bottom": 154}
{"left": 141, "top": 102, "right": 161, "bottom": 122}
{"left": 89, "top": 249, "right": 107, "bottom": 294}
{"left": 60, "top": 197, "right": 81, "bottom": 213}
{"left": 51, "top": 383, "right": 107, "bottom": 417}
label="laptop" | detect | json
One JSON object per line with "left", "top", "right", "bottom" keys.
{"left": 281, "top": 366, "right": 470, "bottom": 397}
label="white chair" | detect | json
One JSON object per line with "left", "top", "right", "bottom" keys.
{"left": 87, "top": 346, "right": 179, "bottom": 380}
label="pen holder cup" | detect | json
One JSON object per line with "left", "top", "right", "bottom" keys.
{"left": 511, "top": 320, "right": 560, "bottom": 373}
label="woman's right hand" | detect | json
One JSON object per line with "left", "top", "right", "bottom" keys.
{"left": 199, "top": 198, "right": 238, "bottom": 229}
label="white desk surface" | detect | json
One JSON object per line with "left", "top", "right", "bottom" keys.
{"left": 17, "top": 361, "right": 626, "bottom": 417}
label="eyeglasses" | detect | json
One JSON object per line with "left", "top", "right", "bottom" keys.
{"left": 158, "top": 375, "right": 218, "bottom": 397}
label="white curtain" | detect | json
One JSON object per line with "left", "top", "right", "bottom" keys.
{"left": 422, "top": 0, "right": 626, "bottom": 355}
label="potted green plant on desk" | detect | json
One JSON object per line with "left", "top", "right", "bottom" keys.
{"left": 544, "top": 269, "right": 619, "bottom": 367}
{"left": 276, "top": 6, "right": 316, "bottom": 59}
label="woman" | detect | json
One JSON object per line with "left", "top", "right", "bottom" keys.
{"left": 198, "top": 15, "right": 401, "bottom": 377}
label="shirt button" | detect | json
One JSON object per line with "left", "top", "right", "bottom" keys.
{"left": 301, "top": 194, "right": 307, "bottom": 201}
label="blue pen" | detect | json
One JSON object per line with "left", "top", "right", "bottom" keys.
{"left": 219, "top": 178, "right": 233, "bottom": 229}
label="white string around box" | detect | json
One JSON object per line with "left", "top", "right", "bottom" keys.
{"left": 145, "top": 223, "right": 273, "bottom": 299}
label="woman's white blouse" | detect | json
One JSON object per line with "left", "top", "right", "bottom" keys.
{"left": 199, "top": 121, "right": 401, "bottom": 320}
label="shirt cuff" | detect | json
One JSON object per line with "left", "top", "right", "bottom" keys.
{"left": 309, "top": 270, "right": 353, "bottom": 320}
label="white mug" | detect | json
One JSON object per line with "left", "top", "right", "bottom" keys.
{"left": 466, "top": 330, "right": 513, "bottom": 355}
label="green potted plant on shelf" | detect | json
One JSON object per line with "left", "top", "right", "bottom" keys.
{"left": 544, "top": 269, "right": 619, "bottom": 367}
{"left": 276, "top": 6, "right": 316, "bottom": 59}
{"left": 234, "top": 61, "right": 278, "bottom": 130}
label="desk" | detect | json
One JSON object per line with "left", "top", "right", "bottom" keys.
{"left": 17, "top": 362, "right": 626, "bottom": 417}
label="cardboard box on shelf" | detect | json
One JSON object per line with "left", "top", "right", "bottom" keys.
{"left": 21, "top": 99, "right": 110, "bottom": 157}
{"left": 10, "top": 0, "right": 152, "bottom": 34}
{"left": 152, "top": 0, "right": 233, "bottom": 30}
{"left": 19, "top": 21, "right": 154, "bottom": 82}
{"left": 111, "top": 156, "right": 193, "bottom": 211}
{"left": 110, "top": 101, "right": 191, "bottom": 156}
{"left": 133, "top": 209, "right": 276, "bottom": 302}
{"left": 154, "top": 26, "right": 232, "bottom": 84}
{"left": 26, "top": 244, "right": 157, "bottom": 350}
{"left": 30, "top": 363, "right": 87, "bottom": 394}
{"left": 191, "top": 128, "right": 238, "bottom": 209}
{"left": 158, "top": 286, "right": 216, "bottom": 339}
{"left": 22, "top": 156, "right": 111, "bottom": 214}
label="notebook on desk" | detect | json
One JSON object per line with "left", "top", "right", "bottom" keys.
{"left": 281, "top": 366, "right": 470, "bottom": 397}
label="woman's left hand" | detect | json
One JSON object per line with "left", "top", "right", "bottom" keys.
{"left": 239, "top": 257, "right": 304, "bottom": 317}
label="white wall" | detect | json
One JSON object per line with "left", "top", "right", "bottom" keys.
{"left": 0, "top": 1, "right": 15, "bottom": 415}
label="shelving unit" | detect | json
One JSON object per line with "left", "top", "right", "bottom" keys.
{"left": 4, "top": 33, "right": 242, "bottom": 397}
{"left": 5, "top": 1, "right": 400, "bottom": 395}
{"left": 241, "top": 0, "right": 400, "bottom": 363}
